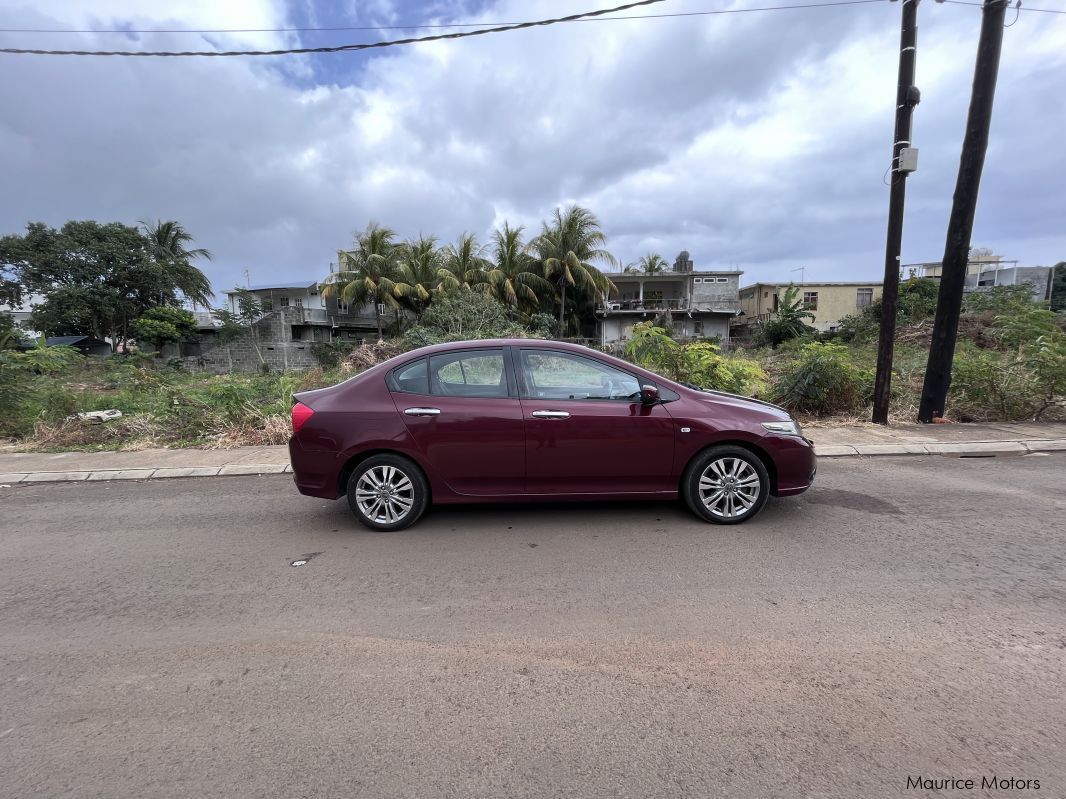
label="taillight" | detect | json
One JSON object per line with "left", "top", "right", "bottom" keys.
{"left": 291, "top": 402, "right": 314, "bottom": 433}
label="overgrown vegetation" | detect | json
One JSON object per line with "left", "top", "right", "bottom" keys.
{"left": 626, "top": 323, "right": 767, "bottom": 396}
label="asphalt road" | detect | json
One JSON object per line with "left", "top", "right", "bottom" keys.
{"left": 2, "top": 454, "right": 1064, "bottom": 799}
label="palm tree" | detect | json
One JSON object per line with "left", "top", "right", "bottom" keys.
{"left": 474, "top": 223, "right": 555, "bottom": 314}
{"left": 140, "top": 219, "right": 213, "bottom": 307}
{"left": 624, "top": 252, "right": 669, "bottom": 275}
{"left": 393, "top": 235, "right": 441, "bottom": 320}
{"left": 321, "top": 222, "right": 402, "bottom": 341}
{"left": 437, "top": 232, "right": 491, "bottom": 292}
{"left": 530, "top": 205, "right": 618, "bottom": 336}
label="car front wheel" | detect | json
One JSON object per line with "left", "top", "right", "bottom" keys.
{"left": 682, "top": 445, "right": 770, "bottom": 525}
{"left": 347, "top": 454, "right": 429, "bottom": 531}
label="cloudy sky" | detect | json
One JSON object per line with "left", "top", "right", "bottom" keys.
{"left": 1, "top": 0, "right": 1064, "bottom": 297}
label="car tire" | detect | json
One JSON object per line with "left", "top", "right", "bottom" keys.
{"left": 347, "top": 454, "right": 429, "bottom": 532}
{"left": 682, "top": 445, "right": 770, "bottom": 525}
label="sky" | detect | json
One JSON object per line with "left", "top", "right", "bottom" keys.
{"left": 1, "top": 0, "right": 1064, "bottom": 299}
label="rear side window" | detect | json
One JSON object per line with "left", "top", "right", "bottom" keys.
{"left": 391, "top": 359, "right": 429, "bottom": 394}
{"left": 429, "top": 350, "right": 509, "bottom": 398}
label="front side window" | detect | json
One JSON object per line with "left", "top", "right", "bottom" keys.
{"left": 802, "top": 291, "right": 819, "bottom": 311}
{"left": 520, "top": 350, "right": 640, "bottom": 401}
{"left": 429, "top": 350, "right": 508, "bottom": 398}
{"left": 856, "top": 287, "right": 874, "bottom": 308}
{"left": 277, "top": 296, "right": 290, "bottom": 308}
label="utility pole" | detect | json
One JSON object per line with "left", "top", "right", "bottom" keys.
{"left": 918, "top": 0, "right": 1009, "bottom": 422}
{"left": 872, "top": 0, "right": 922, "bottom": 425}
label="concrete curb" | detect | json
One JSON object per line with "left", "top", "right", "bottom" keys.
{"left": 0, "top": 464, "right": 292, "bottom": 485}
{"left": 0, "top": 441, "right": 1061, "bottom": 485}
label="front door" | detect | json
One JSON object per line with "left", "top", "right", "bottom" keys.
{"left": 391, "top": 348, "right": 525, "bottom": 496}
{"left": 515, "top": 347, "right": 675, "bottom": 494}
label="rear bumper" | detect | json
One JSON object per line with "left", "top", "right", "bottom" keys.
{"left": 288, "top": 437, "right": 342, "bottom": 500}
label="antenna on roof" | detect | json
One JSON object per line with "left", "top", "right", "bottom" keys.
{"left": 790, "top": 266, "right": 806, "bottom": 284}
{"left": 243, "top": 269, "right": 251, "bottom": 287}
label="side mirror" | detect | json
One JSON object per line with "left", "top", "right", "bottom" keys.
{"left": 640, "top": 384, "right": 660, "bottom": 405}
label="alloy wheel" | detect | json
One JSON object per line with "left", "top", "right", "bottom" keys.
{"left": 355, "top": 465, "right": 415, "bottom": 524}
{"left": 698, "top": 457, "right": 762, "bottom": 519}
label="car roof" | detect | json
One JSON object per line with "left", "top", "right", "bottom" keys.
{"left": 403, "top": 338, "right": 599, "bottom": 357}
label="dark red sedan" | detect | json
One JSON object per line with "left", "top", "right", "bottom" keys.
{"left": 289, "top": 339, "right": 816, "bottom": 531}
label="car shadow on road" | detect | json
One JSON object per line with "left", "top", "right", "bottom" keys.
{"left": 302, "top": 492, "right": 805, "bottom": 538}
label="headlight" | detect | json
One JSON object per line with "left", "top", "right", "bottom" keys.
{"left": 761, "top": 420, "right": 803, "bottom": 437}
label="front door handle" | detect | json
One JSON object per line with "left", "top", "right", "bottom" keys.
{"left": 531, "top": 410, "right": 571, "bottom": 419}
{"left": 404, "top": 407, "right": 441, "bottom": 416}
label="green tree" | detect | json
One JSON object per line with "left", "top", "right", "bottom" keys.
{"left": 321, "top": 223, "right": 402, "bottom": 342}
{"left": 624, "top": 253, "right": 668, "bottom": 275}
{"left": 438, "top": 232, "right": 491, "bottom": 292}
{"left": 131, "top": 307, "right": 197, "bottom": 356}
{"left": 139, "top": 219, "right": 213, "bottom": 307}
{"left": 756, "top": 284, "right": 816, "bottom": 348}
{"left": 530, "top": 205, "right": 617, "bottom": 337}
{"left": 393, "top": 235, "right": 442, "bottom": 320}
{"left": 0, "top": 220, "right": 213, "bottom": 350}
{"left": 475, "top": 223, "right": 555, "bottom": 315}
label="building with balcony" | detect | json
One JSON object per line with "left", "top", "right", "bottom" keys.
{"left": 735, "top": 281, "right": 883, "bottom": 335}
{"left": 223, "top": 280, "right": 380, "bottom": 344}
{"left": 596, "top": 252, "right": 742, "bottom": 346}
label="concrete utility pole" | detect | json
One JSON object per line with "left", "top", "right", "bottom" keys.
{"left": 919, "top": 0, "right": 1010, "bottom": 423}
{"left": 872, "top": 0, "right": 922, "bottom": 425}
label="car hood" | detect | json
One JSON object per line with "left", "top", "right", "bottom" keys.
{"left": 693, "top": 388, "right": 793, "bottom": 421}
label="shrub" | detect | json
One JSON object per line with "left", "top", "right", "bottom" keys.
{"left": 989, "top": 307, "right": 1063, "bottom": 350}
{"left": 963, "top": 284, "right": 1039, "bottom": 315}
{"left": 949, "top": 330, "right": 1065, "bottom": 421}
{"left": 403, "top": 286, "right": 528, "bottom": 347}
{"left": 771, "top": 342, "right": 874, "bottom": 415}
{"left": 310, "top": 341, "right": 354, "bottom": 369}
{"left": 625, "top": 323, "right": 767, "bottom": 395}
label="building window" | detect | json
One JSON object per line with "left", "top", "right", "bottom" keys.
{"left": 803, "top": 291, "right": 818, "bottom": 310}
{"left": 694, "top": 320, "right": 704, "bottom": 336}
{"left": 763, "top": 291, "right": 769, "bottom": 298}
{"left": 294, "top": 297, "right": 304, "bottom": 309}
{"left": 715, "top": 277, "right": 728, "bottom": 283}
{"left": 693, "top": 278, "right": 703, "bottom": 284}
{"left": 277, "top": 296, "right": 290, "bottom": 308}
{"left": 856, "top": 287, "right": 874, "bottom": 308}
{"left": 337, "top": 298, "right": 350, "bottom": 314}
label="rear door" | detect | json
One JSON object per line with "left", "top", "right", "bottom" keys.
{"left": 515, "top": 347, "right": 675, "bottom": 494}
{"left": 390, "top": 348, "right": 525, "bottom": 496}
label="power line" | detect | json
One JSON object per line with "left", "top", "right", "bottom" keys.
{"left": 1, "top": 0, "right": 891, "bottom": 35}
{"left": 941, "top": 0, "right": 1066, "bottom": 12}
{"left": 0, "top": 0, "right": 897, "bottom": 56}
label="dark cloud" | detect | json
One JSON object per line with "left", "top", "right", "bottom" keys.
{"left": 0, "top": 0, "right": 1062, "bottom": 297}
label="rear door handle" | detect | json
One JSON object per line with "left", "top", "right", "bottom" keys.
{"left": 531, "top": 410, "right": 570, "bottom": 419}
{"left": 404, "top": 407, "right": 441, "bottom": 416}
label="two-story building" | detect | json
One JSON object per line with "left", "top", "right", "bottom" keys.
{"left": 181, "top": 278, "right": 381, "bottom": 372}
{"left": 596, "top": 251, "right": 742, "bottom": 346}
{"left": 223, "top": 280, "right": 380, "bottom": 344}
{"left": 735, "top": 281, "right": 883, "bottom": 334}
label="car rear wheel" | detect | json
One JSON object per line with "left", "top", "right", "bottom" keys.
{"left": 682, "top": 445, "right": 770, "bottom": 525}
{"left": 347, "top": 454, "right": 429, "bottom": 532}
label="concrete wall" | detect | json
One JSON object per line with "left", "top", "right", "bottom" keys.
{"left": 739, "top": 283, "right": 882, "bottom": 331}
{"left": 690, "top": 274, "right": 740, "bottom": 309}
{"left": 599, "top": 313, "right": 732, "bottom": 345}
